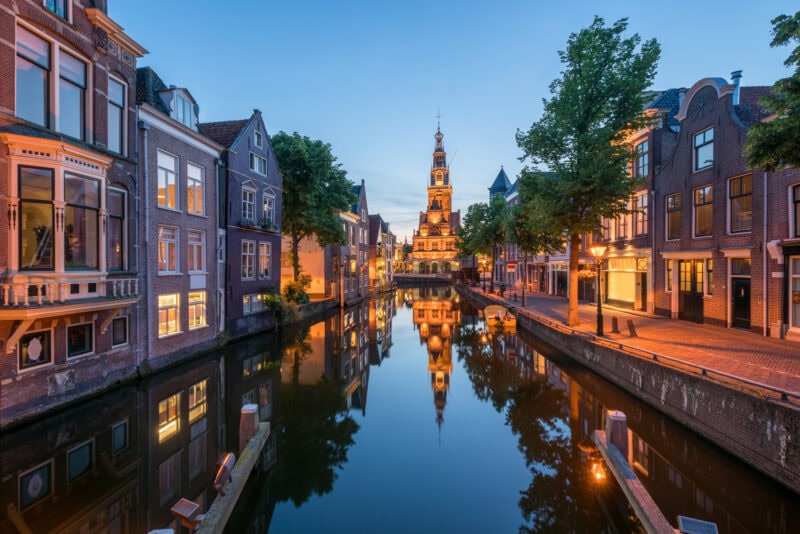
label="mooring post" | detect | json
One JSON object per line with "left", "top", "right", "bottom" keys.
{"left": 605, "top": 410, "right": 628, "bottom": 459}
{"left": 611, "top": 316, "right": 620, "bottom": 333}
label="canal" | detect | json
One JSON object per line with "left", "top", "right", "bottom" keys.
{"left": 1, "top": 287, "right": 797, "bottom": 533}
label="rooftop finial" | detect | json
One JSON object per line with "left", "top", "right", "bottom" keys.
{"left": 436, "top": 108, "right": 441, "bottom": 132}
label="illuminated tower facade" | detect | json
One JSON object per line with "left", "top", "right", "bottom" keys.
{"left": 410, "top": 127, "right": 460, "bottom": 274}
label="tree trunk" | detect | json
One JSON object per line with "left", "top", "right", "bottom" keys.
{"left": 490, "top": 244, "right": 497, "bottom": 293}
{"left": 292, "top": 234, "right": 302, "bottom": 282}
{"left": 521, "top": 252, "right": 527, "bottom": 306}
{"left": 567, "top": 233, "right": 581, "bottom": 326}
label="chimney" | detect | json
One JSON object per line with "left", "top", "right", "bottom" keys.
{"left": 731, "top": 70, "right": 742, "bottom": 106}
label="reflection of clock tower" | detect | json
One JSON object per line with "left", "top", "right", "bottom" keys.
{"left": 410, "top": 126, "right": 460, "bottom": 274}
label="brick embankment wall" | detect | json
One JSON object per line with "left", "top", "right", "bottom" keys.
{"left": 457, "top": 287, "right": 800, "bottom": 495}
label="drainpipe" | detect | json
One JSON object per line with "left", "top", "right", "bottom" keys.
{"left": 139, "top": 119, "right": 151, "bottom": 362}
{"left": 731, "top": 70, "right": 742, "bottom": 106}
{"left": 763, "top": 171, "right": 768, "bottom": 336}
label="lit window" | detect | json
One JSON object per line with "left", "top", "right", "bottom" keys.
{"left": 242, "top": 189, "right": 256, "bottom": 221}
{"left": 694, "top": 185, "right": 713, "bottom": 237}
{"left": 157, "top": 151, "right": 178, "bottom": 209}
{"left": 635, "top": 141, "right": 648, "bottom": 178}
{"left": 633, "top": 193, "right": 648, "bottom": 236}
{"left": 729, "top": 174, "right": 752, "bottom": 233}
{"left": 666, "top": 193, "right": 681, "bottom": 241}
{"left": 188, "top": 291, "right": 206, "bottom": 330}
{"left": 108, "top": 188, "right": 126, "bottom": 270}
{"left": 263, "top": 195, "right": 275, "bottom": 225}
{"left": 67, "top": 323, "right": 93, "bottom": 357}
{"left": 665, "top": 260, "right": 673, "bottom": 292}
{"left": 188, "top": 230, "right": 204, "bottom": 273}
{"left": 175, "top": 95, "right": 193, "bottom": 128}
{"left": 157, "top": 393, "right": 180, "bottom": 442}
{"left": 64, "top": 174, "right": 100, "bottom": 269}
{"left": 58, "top": 51, "right": 86, "bottom": 140}
{"left": 242, "top": 240, "right": 255, "bottom": 279}
{"left": 694, "top": 128, "right": 714, "bottom": 171}
{"left": 706, "top": 259, "right": 713, "bottom": 296}
{"left": 67, "top": 440, "right": 94, "bottom": 482}
{"left": 249, "top": 153, "right": 267, "bottom": 175}
{"left": 107, "top": 77, "right": 125, "bottom": 154}
{"left": 158, "top": 294, "right": 180, "bottom": 337}
{"left": 18, "top": 330, "right": 52, "bottom": 370}
{"left": 259, "top": 242, "right": 271, "bottom": 279}
{"left": 112, "top": 316, "right": 128, "bottom": 347}
{"left": 254, "top": 130, "right": 264, "bottom": 148}
{"left": 16, "top": 26, "right": 50, "bottom": 127}
{"left": 19, "top": 167, "right": 54, "bottom": 270}
{"left": 157, "top": 226, "right": 179, "bottom": 274}
{"left": 187, "top": 163, "right": 204, "bottom": 215}
{"left": 188, "top": 379, "right": 207, "bottom": 422}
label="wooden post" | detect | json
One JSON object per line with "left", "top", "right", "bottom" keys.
{"left": 239, "top": 404, "right": 258, "bottom": 454}
{"left": 605, "top": 410, "right": 628, "bottom": 459}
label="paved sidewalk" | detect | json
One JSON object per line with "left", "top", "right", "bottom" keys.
{"left": 476, "top": 289, "right": 800, "bottom": 396}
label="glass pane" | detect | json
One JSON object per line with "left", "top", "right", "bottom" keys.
{"left": 107, "top": 104, "right": 122, "bottom": 154}
{"left": 19, "top": 330, "right": 51, "bottom": 368}
{"left": 696, "top": 144, "right": 713, "bottom": 169}
{"left": 112, "top": 317, "right": 127, "bottom": 345}
{"left": 108, "top": 78, "right": 124, "bottom": 105}
{"left": 17, "top": 26, "right": 49, "bottom": 67}
{"left": 65, "top": 175, "right": 99, "bottom": 207}
{"left": 108, "top": 217, "right": 123, "bottom": 269}
{"left": 158, "top": 226, "right": 176, "bottom": 240}
{"left": 20, "top": 202, "right": 53, "bottom": 269}
{"left": 158, "top": 151, "right": 176, "bottom": 171}
{"left": 59, "top": 52, "right": 85, "bottom": 86}
{"left": 67, "top": 324, "right": 93, "bottom": 357}
{"left": 20, "top": 168, "right": 53, "bottom": 200}
{"left": 112, "top": 422, "right": 127, "bottom": 453}
{"left": 59, "top": 78, "right": 84, "bottom": 139}
{"left": 16, "top": 57, "right": 47, "bottom": 126}
{"left": 108, "top": 190, "right": 124, "bottom": 217}
{"left": 64, "top": 206, "right": 98, "bottom": 269}
{"left": 46, "top": 0, "right": 67, "bottom": 18}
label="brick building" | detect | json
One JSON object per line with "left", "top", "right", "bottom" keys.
{"left": 136, "top": 67, "right": 222, "bottom": 369}
{"left": 199, "top": 110, "right": 282, "bottom": 337}
{"left": 0, "top": 0, "right": 145, "bottom": 427}
{"left": 368, "top": 213, "right": 395, "bottom": 291}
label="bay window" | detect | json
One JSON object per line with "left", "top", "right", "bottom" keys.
{"left": 19, "top": 167, "right": 54, "bottom": 270}
{"left": 64, "top": 174, "right": 99, "bottom": 269}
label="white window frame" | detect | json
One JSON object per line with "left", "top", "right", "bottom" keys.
{"left": 188, "top": 290, "right": 207, "bottom": 330}
{"left": 187, "top": 229, "right": 205, "bottom": 274}
{"left": 249, "top": 153, "right": 267, "bottom": 175}
{"left": 242, "top": 240, "right": 255, "bottom": 280}
{"left": 17, "top": 328, "right": 54, "bottom": 373}
{"left": 107, "top": 75, "right": 127, "bottom": 155}
{"left": 186, "top": 162, "right": 204, "bottom": 215}
{"left": 242, "top": 188, "right": 256, "bottom": 222}
{"left": 175, "top": 94, "right": 193, "bottom": 128}
{"left": 157, "top": 149, "right": 179, "bottom": 210}
{"left": 158, "top": 225, "right": 180, "bottom": 274}
{"left": 262, "top": 194, "right": 275, "bottom": 225}
{"left": 259, "top": 241, "right": 271, "bottom": 279}
{"left": 158, "top": 293, "right": 180, "bottom": 338}
{"left": 693, "top": 128, "right": 714, "bottom": 172}
{"left": 693, "top": 185, "right": 713, "bottom": 239}
{"left": 254, "top": 130, "right": 264, "bottom": 148}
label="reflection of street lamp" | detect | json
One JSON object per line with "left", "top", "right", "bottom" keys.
{"left": 589, "top": 244, "right": 607, "bottom": 336}
{"left": 480, "top": 259, "right": 487, "bottom": 291}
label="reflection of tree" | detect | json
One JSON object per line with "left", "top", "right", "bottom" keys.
{"left": 275, "top": 327, "right": 360, "bottom": 507}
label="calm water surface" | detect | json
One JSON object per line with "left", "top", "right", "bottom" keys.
{"left": 1, "top": 287, "right": 797, "bottom": 533}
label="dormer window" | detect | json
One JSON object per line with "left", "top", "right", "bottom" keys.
{"left": 254, "top": 130, "right": 264, "bottom": 148}
{"left": 175, "top": 95, "right": 193, "bottom": 128}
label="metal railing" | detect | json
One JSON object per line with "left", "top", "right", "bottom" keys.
{"left": 0, "top": 277, "right": 139, "bottom": 307}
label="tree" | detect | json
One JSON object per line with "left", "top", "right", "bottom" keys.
{"left": 272, "top": 132, "right": 356, "bottom": 281}
{"left": 744, "top": 11, "right": 800, "bottom": 170}
{"left": 508, "top": 170, "right": 565, "bottom": 304}
{"left": 516, "top": 17, "right": 660, "bottom": 326}
{"left": 456, "top": 202, "right": 489, "bottom": 283}
{"left": 456, "top": 195, "right": 508, "bottom": 292}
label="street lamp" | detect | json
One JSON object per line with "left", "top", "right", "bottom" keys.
{"left": 589, "top": 244, "right": 607, "bottom": 336}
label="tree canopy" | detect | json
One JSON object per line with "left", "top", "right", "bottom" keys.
{"left": 456, "top": 194, "right": 508, "bottom": 292}
{"left": 744, "top": 11, "right": 800, "bottom": 170}
{"left": 515, "top": 17, "right": 660, "bottom": 326}
{"left": 272, "top": 132, "right": 356, "bottom": 281}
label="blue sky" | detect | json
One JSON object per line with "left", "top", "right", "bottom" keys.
{"left": 111, "top": 1, "right": 797, "bottom": 241}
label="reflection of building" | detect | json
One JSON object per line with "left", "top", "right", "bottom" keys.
{"left": 411, "top": 286, "right": 460, "bottom": 426}
{"left": 409, "top": 127, "right": 461, "bottom": 274}
{"left": 368, "top": 214, "right": 396, "bottom": 291}
{"left": 369, "top": 294, "right": 396, "bottom": 365}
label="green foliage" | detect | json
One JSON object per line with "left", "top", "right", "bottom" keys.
{"left": 745, "top": 11, "right": 800, "bottom": 170}
{"left": 272, "top": 132, "right": 356, "bottom": 280}
{"left": 509, "top": 170, "right": 565, "bottom": 256}
{"left": 282, "top": 274, "right": 311, "bottom": 304}
{"left": 457, "top": 195, "right": 508, "bottom": 291}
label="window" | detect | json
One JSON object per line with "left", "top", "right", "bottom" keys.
{"left": 112, "top": 316, "right": 128, "bottom": 347}
{"left": 616, "top": 210, "right": 629, "bottom": 239}
{"left": 694, "top": 128, "right": 714, "bottom": 171}
{"left": 188, "top": 380, "right": 207, "bottom": 422}
{"left": 59, "top": 51, "right": 86, "bottom": 139}
{"left": 158, "top": 294, "right": 180, "bottom": 337}
{"left": 188, "top": 230, "right": 204, "bottom": 273}
{"left": 64, "top": 174, "right": 99, "bottom": 269}
{"left": 666, "top": 193, "right": 681, "bottom": 240}
{"left": 158, "top": 226, "right": 179, "bottom": 274}
{"left": 67, "top": 323, "right": 93, "bottom": 357}
{"left": 18, "top": 462, "right": 52, "bottom": 510}
{"left": 67, "top": 440, "right": 94, "bottom": 482}
{"left": 45, "top": 0, "right": 69, "bottom": 19}
{"left": 706, "top": 259, "right": 713, "bottom": 296}
{"left": 186, "top": 162, "right": 204, "bottom": 215}
{"left": 249, "top": 153, "right": 267, "bottom": 175}
{"left": 108, "top": 188, "right": 126, "bottom": 270}
{"left": 242, "top": 189, "right": 256, "bottom": 221}
{"left": 158, "top": 452, "right": 181, "bottom": 506}
{"left": 158, "top": 392, "right": 181, "bottom": 442}
{"left": 263, "top": 195, "right": 275, "bottom": 225}
{"left": 633, "top": 193, "right": 648, "bottom": 236}
{"left": 729, "top": 174, "right": 752, "bottom": 233}
{"left": 254, "top": 130, "right": 264, "bottom": 148}
{"left": 259, "top": 242, "right": 271, "bottom": 279}
{"left": 694, "top": 185, "right": 713, "bottom": 237}
{"left": 111, "top": 420, "right": 128, "bottom": 455}
{"left": 19, "top": 330, "right": 52, "bottom": 370}
{"left": 242, "top": 240, "right": 255, "bottom": 279}
{"left": 19, "top": 167, "right": 54, "bottom": 270}
{"left": 175, "top": 95, "right": 193, "bottom": 128}
{"left": 107, "top": 77, "right": 125, "bottom": 154}
{"left": 794, "top": 185, "right": 800, "bottom": 238}
{"left": 188, "top": 291, "right": 206, "bottom": 330}
{"left": 635, "top": 141, "right": 648, "bottom": 178}
{"left": 157, "top": 151, "right": 178, "bottom": 209}
{"left": 732, "top": 258, "right": 751, "bottom": 276}
{"left": 188, "top": 434, "right": 207, "bottom": 481}
{"left": 16, "top": 26, "right": 50, "bottom": 127}
{"left": 666, "top": 259, "right": 673, "bottom": 292}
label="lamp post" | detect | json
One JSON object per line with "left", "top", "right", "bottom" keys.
{"left": 589, "top": 244, "right": 607, "bottom": 336}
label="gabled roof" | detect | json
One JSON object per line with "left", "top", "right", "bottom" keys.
{"left": 351, "top": 183, "right": 363, "bottom": 214}
{"left": 489, "top": 167, "right": 512, "bottom": 196}
{"left": 504, "top": 179, "right": 520, "bottom": 199}
{"left": 735, "top": 86, "right": 772, "bottom": 127}
{"left": 198, "top": 119, "right": 250, "bottom": 149}
{"left": 646, "top": 88, "right": 685, "bottom": 129}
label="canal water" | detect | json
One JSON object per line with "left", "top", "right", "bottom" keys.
{"left": 1, "top": 287, "right": 797, "bottom": 533}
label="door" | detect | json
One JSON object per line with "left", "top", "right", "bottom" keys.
{"left": 732, "top": 278, "right": 751, "bottom": 329}
{"left": 638, "top": 272, "right": 647, "bottom": 311}
{"left": 678, "top": 260, "right": 704, "bottom": 323}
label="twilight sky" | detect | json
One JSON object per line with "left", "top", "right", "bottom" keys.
{"left": 111, "top": 1, "right": 796, "bottom": 242}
